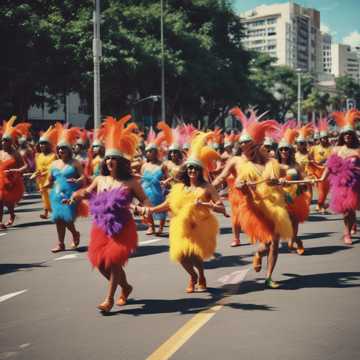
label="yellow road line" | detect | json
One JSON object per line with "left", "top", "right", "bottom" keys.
{"left": 146, "top": 299, "right": 227, "bottom": 360}
{"left": 147, "top": 268, "right": 249, "bottom": 360}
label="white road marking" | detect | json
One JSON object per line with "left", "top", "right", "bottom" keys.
{"left": 54, "top": 254, "right": 79, "bottom": 261}
{"left": 19, "top": 344, "right": 30, "bottom": 349}
{"left": 0, "top": 290, "right": 28, "bottom": 304}
{"left": 218, "top": 268, "right": 250, "bottom": 285}
{"left": 0, "top": 233, "right": 7, "bottom": 237}
{"left": 139, "top": 238, "right": 164, "bottom": 245}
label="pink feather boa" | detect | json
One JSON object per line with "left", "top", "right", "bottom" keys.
{"left": 327, "top": 154, "right": 360, "bottom": 213}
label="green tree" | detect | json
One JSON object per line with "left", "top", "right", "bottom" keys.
{"left": 247, "top": 52, "right": 313, "bottom": 122}
{"left": 335, "top": 76, "right": 360, "bottom": 110}
{"left": 1, "top": 0, "right": 251, "bottom": 128}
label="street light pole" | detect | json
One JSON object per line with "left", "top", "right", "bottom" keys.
{"left": 297, "top": 68, "right": 302, "bottom": 127}
{"left": 160, "top": 0, "right": 166, "bottom": 121}
{"left": 93, "top": 0, "right": 102, "bottom": 129}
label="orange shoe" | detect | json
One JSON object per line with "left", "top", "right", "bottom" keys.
{"left": 252, "top": 253, "right": 262, "bottom": 272}
{"left": 197, "top": 277, "right": 207, "bottom": 292}
{"left": 230, "top": 239, "right": 241, "bottom": 247}
{"left": 186, "top": 276, "right": 198, "bottom": 293}
{"left": 97, "top": 298, "right": 114, "bottom": 313}
{"left": 116, "top": 285, "right": 133, "bottom": 306}
{"left": 51, "top": 243, "right": 65, "bottom": 253}
{"left": 296, "top": 241, "right": 305, "bottom": 255}
{"left": 70, "top": 231, "right": 80, "bottom": 249}
{"left": 343, "top": 234, "right": 352, "bottom": 245}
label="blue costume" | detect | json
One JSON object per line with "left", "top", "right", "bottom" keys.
{"left": 142, "top": 167, "right": 166, "bottom": 221}
{"left": 50, "top": 164, "right": 81, "bottom": 223}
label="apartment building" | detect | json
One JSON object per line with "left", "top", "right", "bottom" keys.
{"left": 321, "top": 32, "right": 332, "bottom": 74}
{"left": 331, "top": 44, "right": 360, "bottom": 83}
{"left": 240, "top": 2, "right": 322, "bottom": 73}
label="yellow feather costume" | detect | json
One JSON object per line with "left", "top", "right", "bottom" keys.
{"left": 35, "top": 152, "right": 57, "bottom": 211}
{"left": 234, "top": 158, "right": 293, "bottom": 243}
{"left": 167, "top": 183, "right": 218, "bottom": 262}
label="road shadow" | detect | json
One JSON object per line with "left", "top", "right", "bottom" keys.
{"left": 304, "top": 245, "right": 351, "bottom": 256}
{"left": 204, "top": 255, "right": 251, "bottom": 269}
{"left": 22, "top": 194, "right": 41, "bottom": 200}
{"left": 13, "top": 207, "right": 43, "bottom": 213}
{"left": 306, "top": 215, "right": 340, "bottom": 222}
{"left": 134, "top": 219, "right": 150, "bottom": 231}
{"left": 75, "top": 246, "right": 88, "bottom": 253}
{"left": 131, "top": 245, "right": 169, "bottom": 258}
{"left": 299, "top": 232, "right": 336, "bottom": 241}
{"left": 17, "top": 201, "right": 41, "bottom": 207}
{"left": 11, "top": 220, "right": 53, "bottom": 228}
{"left": 220, "top": 227, "right": 233, "bottom": 235}
{"left": 0, "top": 262, "right": 47, "bottom": 275}
{"left": 280, "top": 272, "right": 360, "bottom": 290}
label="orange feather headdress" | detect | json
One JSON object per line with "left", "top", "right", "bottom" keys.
{"left": 2, "top": 116, "right": 31, "bottom": 142}
{"left": 185, "top": 131, "right": 220, "bottom": 174}
{"left": 145, "top": 122, "right": 166, "bottom": 151}
{"left": 98, "top": 115, "right": 140, "bottom": 160}
{"left": 229, "top": 107, "right": 278, "bottom": 144}
{"left": 332, "top": 109, "right": 360, "bottom": 133}
{"left": 318, "top": 117, "right": 329, "bottom": 138}
{"left": 296, "top": 123, "right": 313, "bottom": 142}
{"left": 276, "top": 120, "right": 298, "bottom": 148}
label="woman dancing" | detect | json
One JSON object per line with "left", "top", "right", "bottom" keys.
{"left": 322, "top": 110, "right": 360, "bottom": 245}
{"left": 45, "top": 123, "right": 85, "bottom": 252}
{"left": 145, "top": 132, "right": 226, "bottom": 293}
{"left": 0, "top": 116, "right": 30, "bottom": 228}
{"left": 70, "top": 116, "right": 150, "bottom": 312}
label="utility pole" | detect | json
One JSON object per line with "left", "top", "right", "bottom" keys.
{"left": 93, "top": 0, "right": 102, "bottom": 129}
{"left": 160, "top": 0, "right": 166, "bottom": 121}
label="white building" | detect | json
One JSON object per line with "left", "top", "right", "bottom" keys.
{"left": 321, "top": 32, "right": 332, "bottom": 74}
{"left": 240, "top": 2, "right": 321, "bottom": 73}
{"left": 28, "top": 92, "right": 90, "bottom": 129}
{"left": 331, "top": 44, "right": 360, "bottom": 83}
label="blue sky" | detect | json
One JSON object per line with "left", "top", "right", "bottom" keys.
{"left": 233, "top": 0, "right": 360, "bottom": 47}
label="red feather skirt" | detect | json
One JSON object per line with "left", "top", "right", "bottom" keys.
{"left": 88, "top": 218, "right": 138, "bottom": 270}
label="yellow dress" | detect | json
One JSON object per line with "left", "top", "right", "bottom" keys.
{"left": 167, "top": 183, "right": 218, "bottom": 262}
{"left": 233, "top": 158, "right": 293, "bottom": 243}
{"left": 295, "top": 152, "right": 310, "bottom": 176}
{"left": 35, "top": 153, "right": 57, "bottom": 211}
{"left": 309, "top": 145, "right": 332, "bottom": 165}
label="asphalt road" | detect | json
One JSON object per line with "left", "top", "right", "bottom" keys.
{"left": 0, "top": 194, "right": 359, "bottom": 360}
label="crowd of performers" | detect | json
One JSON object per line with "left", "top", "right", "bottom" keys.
{"left": 1, "top": 108, "right": 359, "bottom": 312}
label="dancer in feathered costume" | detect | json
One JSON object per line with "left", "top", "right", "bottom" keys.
{"left": 141, "top": 122, "right": 169, "bottom": 235}
{"left": 214, "top": 107, "right": 293, "bottom": 288}
{"left": 33, "top": 125, "right": 58, "bottom": 219}
{"left": 295, "top": 123, "right": 313, "bottom": 174}
{"left": 277, "top": 123, "right": 311, "bottom": 255}
{"left": 0, "top": 116, "right": 31, "bottom": 228}
{"left": 70, "top": 115, "right": 151, "bottom": 312}
{"left": 145, "top": 131, "right": 226, "bottom": 293}
{"left": 85, "top": 130, "right": 105, "bottom": 180}
{"left": 160, "top": 123, "right": 184, "bottom": 187}
{"left": 45, "top": 123, "right": 86, "bottom": 252}
{"left": 321, "top": 110, "right": 360, "bottom": 244}
{"left": 309, "top": 118, "right": 332, "bottom": 213}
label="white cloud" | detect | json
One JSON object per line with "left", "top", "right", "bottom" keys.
{"left": 320, "top": 23, "right": 337, "bottom": 38}
{"left": 320, "top": 24, "right": 330, "bottom": 34}
{"left": 342, "top": 31, "right": 360, "bottom": 47}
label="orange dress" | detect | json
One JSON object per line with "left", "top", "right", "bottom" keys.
{"left": 0, "top": 158, "right": 24, "bottom": 206}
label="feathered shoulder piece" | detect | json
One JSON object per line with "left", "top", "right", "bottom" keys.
{"left": 99, "top": 115, "right": 140, "bottom": 159}
{"left": 2, "top": 116, "right": 31, "bottom": 141}
{"left": 230, "top": 107, "right": 278, "bottom": 144}
{"left": 332, "top": 109, "right": 360, "bottom": 133}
